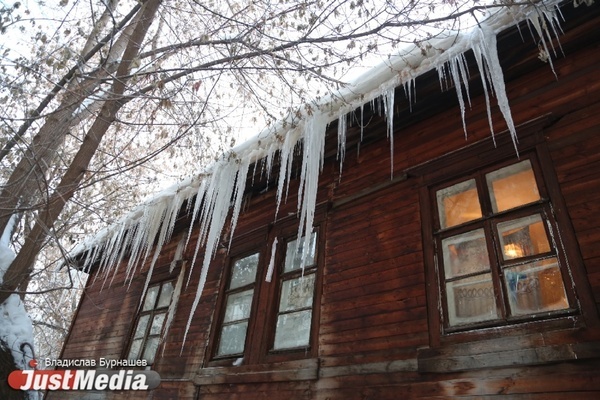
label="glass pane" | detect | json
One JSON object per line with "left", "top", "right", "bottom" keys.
{"left": 128, "top": 338, "right": 143, "bottom": 359}
{"left": 279, "top": 274, "right": 315, "bottom": 312}
{"left": 142, "top": 336, "right": 160, "bottom": 363}
{"left": 230, "top": 252, "right": 259, "bottom": 290}
{"left": 498, "top": 214, "right": 551, "bottom": 260}
{"left": 157, "top": 282, "right": 174, "bottom": 308}
{"left": 446, "top": 273, "right": 498, "bottom": 326}
{"left": 142, "top": 286, "right": 159, "bottom": 311}
{"left": 273, "top": 310, "right": 312, "bottom": 350}
{"left": 437, "top": 179, "right": 482, "bottom": 229}
{"left": 150, "top": 312, "right": 166, "bottom": 335}
{"left": 504, "top": 258, "right": 569, "bottom": 316}
{"left": 284, "top": 232, "right": 317, "bottom": 272}
{"left": 133, "top": 315, "right": 150, "bottom": 339}
{"left": 487, "top": 160, "right": 540, "bottom": 213}
{"left": 223, "top": 289, "right": 254, "bottom": 323}
{"left": 217, "top": 322, "right": 248, "bottom": 356}
{"left": 442, "top": 229, "right": 490, "bottom": 279}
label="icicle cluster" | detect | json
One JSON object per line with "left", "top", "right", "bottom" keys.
{"left": 73, "top": 0, "right": 566, "bottom": 348}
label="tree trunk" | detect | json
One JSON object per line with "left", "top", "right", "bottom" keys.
{"left": 0, "top": 0, "right": 163, "bottom": 305}
{"left": 0, "top": 1, "right": 142, "bottom": 237}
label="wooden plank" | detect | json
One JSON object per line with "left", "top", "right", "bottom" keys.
{"left": 319, "top": 358, "right": 418, "bottom": 378}
{"left": 321, "top": 293, "right": 426, "bottom": 324}
{"left": 320, "top": 306, "right": 427, "bottom": 336}
{"left": 194, "top": 358, "right": 319, "bottom": 385}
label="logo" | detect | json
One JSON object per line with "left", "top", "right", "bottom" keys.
{"left": 7, "top": 360, "right": 160, "bottom": 391}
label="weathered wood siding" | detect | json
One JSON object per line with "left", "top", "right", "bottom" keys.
{"left": 50, "top": 2, "right": 600, "bottom": 399}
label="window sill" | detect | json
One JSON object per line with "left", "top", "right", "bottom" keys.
{"left": 193, "top": 358, "right": 319, "bottom": 385}
{"left": 417, "top": 325, "right": 600, "bottom": 373}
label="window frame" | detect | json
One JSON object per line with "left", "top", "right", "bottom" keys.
{"left": 213, "top": 250, "right": 262, "bottom": 358}
{"left": 262, "top": 226, "right": 322, "bottom": 363}
{"left": 415, "top": 124, "right": 597, "bottom": 345}
{"left": 206, "top": 209, "right": 326, "bottom": 367}
{"left": 431, "top": 154, "right": 577, "bottom": 333}
{"left": 125, "top": 279, "right": 176, "bottom": 365}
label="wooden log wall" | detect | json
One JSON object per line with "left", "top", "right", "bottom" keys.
{"left": 49, "top": 3, "right": 600, "bottom": 399}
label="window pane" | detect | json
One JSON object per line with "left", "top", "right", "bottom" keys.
{"left": 150, "top": 312, "right": 166, "bottom": 335}
{"left": 142, "top": 336, "right": 160, "bottom": 363}
{"left": 437, "top": 179, "right": 482, "bottom": 229}
{"left": 487, "top": 160, "right": 540, "bottom": 213}
{"left": 230, "top": 253, "right": 259, "bottom": 290}
{"left": 223, "top": 289, "right": 254, "bottom": 323}
{"left": 504, "top": 258, "right": 569, "bottom": 316}
{"left": 446, "top": 273, "right": 497, "bottom": 326}
{"left": 497, "top": 214, "right": 551, "bottom": 260}
{"left": 133, "top": 315, "right": 150, "bottom": 339}
{"left": 142, "top": 286, "right": 159, "bottom": 311}
{"left": 128, "top": 338, "right": 143, "bottom": 359}
{"left": 273, "top": 310, "right": 312, "bottom": 350}
{"left": 279, "top": 274, "right": 315, "bottom": 312}
{"left": 284, "top": 232, "right": 317, "bottom": 273}
{"left": 157, "top": 282, "right": 174, "bottom": 308}
{"left": 442, "top": 229, "right": 490, "bottom": 279}
{"left": 217, "top": 322, "right": 248, "bottom": 356}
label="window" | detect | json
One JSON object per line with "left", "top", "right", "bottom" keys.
{"left": 209, "top": 223, "right": 322, "bottom": 365}
{"left": 274, "top": 232, "right": 318, "bottom": 350}
{"left": 127, "top": 281, "right": 175, "bottom": 363}
{"left": 215, "top": 252, "right": 260, "bottom": 357}
{"left": 428, "top": 156, "right": 576, "bottom": 332}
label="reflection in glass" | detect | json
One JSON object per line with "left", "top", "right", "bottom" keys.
{"left": 150, "top": 313, "right": 166, "bottom": 335}
{"left": 487, "top": 160, "right": 540, "bottom": 213}
{"left": 446, "top": 273, "right": 497, "bottom": 326}
{"left": 498, "top": 214, "right": 551, "bottom": 260}
{"left": 442, "top": 229, "right": 490, "bottom": 279}
{"left": 437, "top": 179, "right": 482, "bottom": 229}
{"left": 133, "top": 315, "right": 150, "bottom": 339}
{"left": 157, "top": 282, "right": 174, "bottom": 308}
{"left": 218, "top": 322, "right": 248, "bottom": 356}
{"left": 223, "top": 290, "right": 253, "bottom": 323}
{"left": 143, "top": 286, "right": 159, "bottom": 311}
{"left": 128, "top": 338, "right": 143, "bottom": 359}
{"left": 280, "top": 275, "right": 315, "bottom": 312}
{"left": 504, "top": 258, "right": 569, "bottom": 316}
{"left": 284, "top": 232, "right": 317, "bottom": 272}
{"left": 143, "top": 337, "right": 160, "bottom": 363}
{"left": 218, "top": 289, "right": 253, "bottom": 357}
{"left": 273, "top": 310, "right": 312, "bottom": 350}
{"left": 230, "top": 253, "right": 259, "bottom": 290}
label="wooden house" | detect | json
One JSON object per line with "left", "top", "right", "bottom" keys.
{"left": 49, "top": 1, "right": 600, "bottom": 398}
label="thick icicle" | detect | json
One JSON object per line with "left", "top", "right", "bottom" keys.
{"left": 228, "top": 158, "right": 251, "bottom": 247}
{"left": 296, "top": 113, "right": 327, "bottom": 268}
{"left": 265, "top": 237, "right": 278, "bottom": 282}
{"left": 470, "top": 24, "right": 518, "bottom": 150}
{"left": 382, "top": 88, "right": 395, "bottom": 177}
{"left": 337, "top": 113, "right": 347, "bottom": 174}
{"left": 182, "top": 161, "right": 243, "bottom": 350}
{"left": 275, "top": 128, "right": 300, "bottom": 218}
{"left": 441, "top": 53, "right": 472, "bottom": 139}
{"left": 161, "top": 259, "right": 185, "bottom": 357}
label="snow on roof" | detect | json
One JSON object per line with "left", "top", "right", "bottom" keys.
{"left": 73, "top": 0, "right": 568, "bottom": 347}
